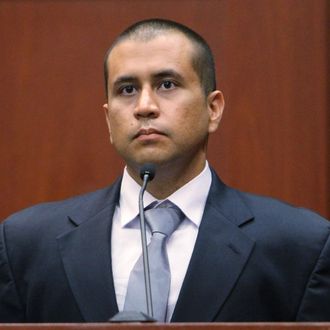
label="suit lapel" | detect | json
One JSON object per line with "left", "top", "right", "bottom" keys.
{"left": 57, "top": 179, "right": 121, "bottom": 322}
{"left": 171, "top": 171, "right": 255, "bottom": 322}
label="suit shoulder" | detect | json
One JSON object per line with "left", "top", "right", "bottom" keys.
{"left": 240, "top": 190, "right": 327, "bottom": 222}
{"left": 2, "top": 181, "right": 120, "bottom": 231}
{"left": 210, "top": 170, "right": 329, "bottom": 234}
{"left": 235, "top": 189, "right": 330, "bottom": 240}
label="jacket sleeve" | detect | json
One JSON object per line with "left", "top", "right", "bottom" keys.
{"left": 296, "top": 230, "right": 330, "bottom": 321}
{"left": 0, "top": 223, "right": 25, "bottom": 322}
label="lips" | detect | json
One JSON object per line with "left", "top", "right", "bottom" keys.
{"left": 134, "top": 128, "right": 165, "bottom": 139}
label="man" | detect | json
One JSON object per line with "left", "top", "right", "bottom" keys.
{"left": 0, "top": 19, "right": 329, "bottom": 323}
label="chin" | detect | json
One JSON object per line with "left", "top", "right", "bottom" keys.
{"left": 124, "top": 148, "right": 180, "bottom": 167}
{"left": 127, "top": 157, "right": 168, "bottom": 169}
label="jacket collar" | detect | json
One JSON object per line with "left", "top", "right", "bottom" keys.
{"left": 57, "top": 177, "right": 121, "bottom": 321}
{"left": 171, "top": 170, "right": 255, "bottom": 322}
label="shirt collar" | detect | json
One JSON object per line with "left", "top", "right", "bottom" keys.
{"left": 118, "top": 162, "right": 212, "bottom": 228}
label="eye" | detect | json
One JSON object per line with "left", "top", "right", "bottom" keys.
{"left": 159, "top": 80, "right": 176, "bottom": 90}
{"left": 120, "top": 85, "right": 137, "bottom": 96}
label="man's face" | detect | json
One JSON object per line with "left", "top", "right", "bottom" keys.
{"left": 104, "top": 32, "right": 223, "bottom": 177}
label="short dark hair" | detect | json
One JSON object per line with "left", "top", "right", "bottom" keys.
{"left": 103, "top": 18, "right": 216, "bottom": 98}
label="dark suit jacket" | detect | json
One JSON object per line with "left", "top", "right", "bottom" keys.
{"left": 1, "top": 171, "right": 330, "bottom": 322}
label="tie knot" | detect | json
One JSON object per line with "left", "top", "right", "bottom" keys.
{"left": 145, "top": 200, "right": 183, "bottom": 237}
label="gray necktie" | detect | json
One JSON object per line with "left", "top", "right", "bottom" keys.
{"left": 124, "top": 200, "right": 183, "bottom": 321}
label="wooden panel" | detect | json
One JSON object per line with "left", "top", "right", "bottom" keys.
{"left": 0, "top": 324, "right": 329, "bottom": 330}
{"left": 209, "top": 0, "right": 329, "bottom": 218}
{"left": 0, "top": 0, "right": 328, "bottom": 220}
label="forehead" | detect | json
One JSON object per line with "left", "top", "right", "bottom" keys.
{"left": 106, "top": 32, "right": 197, "bottom": 81}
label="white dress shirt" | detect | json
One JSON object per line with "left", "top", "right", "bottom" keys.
{"left": 111, "top": 162, "right": 212, "bottom": 321}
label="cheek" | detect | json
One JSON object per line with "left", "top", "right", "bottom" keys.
{"left": 107, "top": 110, "right": 135, "bottom": 144}
{"left": 178, "top": 100, "right": 209, "bottom": 128}
{"left": 106, "top": 113, "right": 121, "bottom": 139}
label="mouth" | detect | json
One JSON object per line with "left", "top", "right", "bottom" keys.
{"left": 134, "top": 128, "right": 166, "bottom": 141}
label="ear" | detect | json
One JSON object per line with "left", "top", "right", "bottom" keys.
{"left": 103, "top": 103, "right": 113, "bottom": 144}
{"left": 207, "top": 90, "right": 225, "bottom": 133}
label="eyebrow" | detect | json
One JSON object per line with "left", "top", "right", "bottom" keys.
{"left": 112, "top": 75, "right": 138, "bottom": 89}
{"left": 152, "top": 69, "right": 184, "bottom": 81}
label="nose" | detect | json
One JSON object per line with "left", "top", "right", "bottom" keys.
{"left": 134, "top": 87, "right": 159, "bottom": 119}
